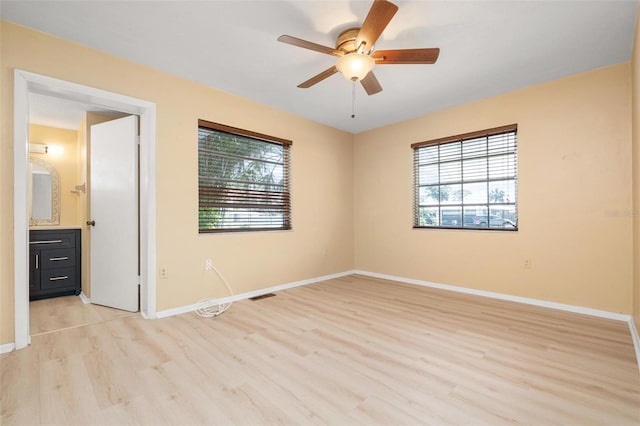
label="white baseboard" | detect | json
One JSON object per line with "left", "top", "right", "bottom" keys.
{"left": 628, "top": 317, "right": 640, "bottom": 372}
{"left": 79, "top": 292, "right": 90, "bottom": 304}
{"left": 158, "top": 266, "right": 633, "bottom": 325}
{"left": 0, "top": 342, "right": 16, "bottom": 354}
{"left": 156, "top": 270, "right": 356, "bottom": 319}
{"left": 352, "top": 270, "right": 631, "bottom": 322}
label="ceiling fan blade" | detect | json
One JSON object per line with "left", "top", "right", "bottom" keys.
{"left": 373, "top": 48, "right": 440, "bottom": 64}
{"left": 361, "top": 72, "right": 383, "bottom": 95}
{"left": 298, "top": 66, "right": 338, "bottom": 88}
{"left": 278, "top": 35, "right": 341, "bottom": 56}
{"left": 356, "top": 0, "right": 399, "bottom": 53}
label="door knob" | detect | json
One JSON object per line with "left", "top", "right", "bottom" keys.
{"left": 87, "top": 220, "right": 96, "bottom": 227}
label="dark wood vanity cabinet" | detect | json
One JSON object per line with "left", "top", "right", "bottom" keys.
{"left": 29, "top": 229, "right": 81, "bottom": 300}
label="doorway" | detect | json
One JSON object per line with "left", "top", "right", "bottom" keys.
{"left": 13, "top": 70, "right": 157, "bottom": 350}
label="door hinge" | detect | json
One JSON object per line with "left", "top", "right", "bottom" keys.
{"left": 136, "top": 135, "right": 141, "bottom": 145}
{"left": 137, "top": 275, "right": 141, "bottom": 286}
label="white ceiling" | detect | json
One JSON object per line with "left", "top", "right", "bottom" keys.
{"left": 28, "top": 93, "right": 97, "bottom": 130}
{"left": 2, "top": 0, "right": 638, "bottom": 134}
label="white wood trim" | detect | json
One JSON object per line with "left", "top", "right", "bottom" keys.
{"left": 79, "top": 292, "right": 91, "bottom": 304}
{"left": 13, "top": 71, "right": 30, "bottom": 350}
{"left": 0, "top": 342, "right": 16, "bottom": 354}
{"left": 629, "top": 317, "right": 640, "bottom": 372}
{"left": 352, "top": 270, "right": 632, "bottom": 322}
{"left": 156, "top": 270, "right": 356, "bottom": 318}
{"left": 139, "top": 108, "right": 157, "bottom": 319}
{"left": 157, "top": 268, "right": 634, "bottom": 326}
{"left": 12, "top": 70, "right": 157, "bottom": 350}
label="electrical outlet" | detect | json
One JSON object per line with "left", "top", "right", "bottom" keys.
{"left": 205, "top": 259, "right": 213, "bottom": 271}
{"left": 160, "top": 267, "right": 168, "bottom": 279}
{"left": 523, "top": 259, "right": 532, "bottom": 269}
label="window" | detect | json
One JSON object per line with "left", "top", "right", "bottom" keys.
{"left": 198, "top": 120, "right": 291, "bottom": 233}
{"left": 413, "top": 124, "right": 518, "bottom": 231}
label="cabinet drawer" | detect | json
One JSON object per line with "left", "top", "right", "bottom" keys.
{"left": 29, "top": 230, "right": 77, "bottom": 249}
{"left": 41, "top": 248, "right": 75, "bottom": 269}
{"left": 40, "top": 268, "right": 76, "bottom": 291}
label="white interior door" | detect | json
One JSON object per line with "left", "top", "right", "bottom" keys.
{"left": 90, "top": 115, "right": 139, "bottom": 311}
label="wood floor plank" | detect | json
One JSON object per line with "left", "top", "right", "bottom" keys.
{"left": 0, "top": 343, "right": 41, "bottom": 425}
{"left": 2, "top": 274, "right": 639, "bottom": 425}
{"left": 39, "top": 354, "right": 101, "bottom": 425}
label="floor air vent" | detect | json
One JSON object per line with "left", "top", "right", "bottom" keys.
{"left": 249, "top": 293, "right": 276, "bottom": 301}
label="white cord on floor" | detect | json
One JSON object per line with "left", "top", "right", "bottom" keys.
{"left": 195, "top": 263, "right": 234, "bottom": 318}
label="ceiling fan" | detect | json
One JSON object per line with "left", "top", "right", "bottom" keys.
{"left": 277, "top": 0, "right": 440, "bottom": 96}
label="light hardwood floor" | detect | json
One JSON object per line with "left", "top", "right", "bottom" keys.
{"left": 29, "top": 295, "right": 137, "bottom": 336}
{"left": 2, "top": 275, "right": 639, "bottom": 425}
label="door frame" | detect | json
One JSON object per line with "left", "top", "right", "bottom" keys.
{"left": 13, "top": 69, "right": 157, "bottom": 349}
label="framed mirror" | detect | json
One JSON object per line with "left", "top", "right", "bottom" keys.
{"left": 29, "top": 156, "right": 60, "bottom": 226}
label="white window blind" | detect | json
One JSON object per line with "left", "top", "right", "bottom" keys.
{"left": 198, "top": 120, "right": 291, "bottom": 233}
{"left": 413, "top": 124, "right": 518, "bottom": 230}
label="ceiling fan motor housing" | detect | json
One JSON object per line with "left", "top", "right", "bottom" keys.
{"left": 336, "top": 28, "right": 363, "bottom": 53}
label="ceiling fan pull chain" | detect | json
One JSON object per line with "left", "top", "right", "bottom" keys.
{"left": 351, "top": 80, "right": 356, "bottom": 119}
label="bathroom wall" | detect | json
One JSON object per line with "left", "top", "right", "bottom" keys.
{"left": 29, "top": 124, "right": 81, "bottom": 227}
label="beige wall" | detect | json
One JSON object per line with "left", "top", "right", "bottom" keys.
{"left": 0, "top": 21, "right": 354, "bottom": 344}
{"left": 28, "top": 124, "right": 81, "bottom": 227}
{"left": 632, "top": 5, "right": 640, "bottom": 331}
{"left": 354, "top": 62, "right": 633, "bottom": 314}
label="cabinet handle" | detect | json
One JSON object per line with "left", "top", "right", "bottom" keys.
{"left": 49, "top": 276, "right": 69, "bottom": 281}
{"left": 35, "top": 254, "right": 39, "bottom": 270}
{"left": 29, "top": 240, "right": 63, "bottom": 245}
{"left": 49, "top": 257, "right": 69, "bottom": 261}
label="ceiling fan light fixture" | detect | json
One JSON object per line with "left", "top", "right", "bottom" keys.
{"left": 336, "top": 53, "right": 375, "bottom": 81}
